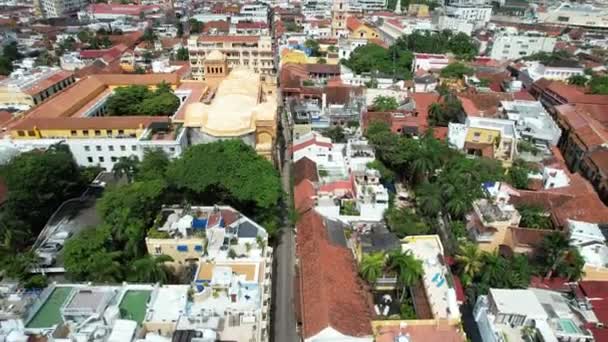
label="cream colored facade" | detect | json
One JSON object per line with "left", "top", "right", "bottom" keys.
{"left": 187, "top": 35, "right": 275, "bottom": 80}
{"left": 331, "top": 0, "right": 349, "bottom": 38}
{"left": 183, "top": 54, "right": 277, "bottom": 160}
{"left": 0, "top": 69, "right": 75, "bottom": 110}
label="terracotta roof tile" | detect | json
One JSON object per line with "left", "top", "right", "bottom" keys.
{"left": 297, "top": 210, "right": 373, "bottom": 339}
{"left": 294, "top": 157, "right": 319, "bottom": 184}
{"left": 346, "top": 16, "right": 362, "bottom": 31}
{"left": 22, "top": 70, "right": 73, "bottom": 96}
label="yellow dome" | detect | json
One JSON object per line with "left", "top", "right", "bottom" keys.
{"left": 206, "top": 50, "right": 225, "bottom": 61}
{"left": 183, "top": 102, "right": 207, "bottom": 127}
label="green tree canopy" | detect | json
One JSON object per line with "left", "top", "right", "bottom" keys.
{"left": 440, "top": 62, "right": 474, "bottom": 79}
{"left": 343, "top": 43, "right": 413, "bottom": 80}
{"left": 304, "top": 39, "right": 321, "bottom": 57}
{"left": 0, "top": 144, "right": 84, "bottom": 231}
{"left": 568, "top": 74, "right": 588, "bottom": 86}
{"left": 322, "top": 126, "right": 346, "bottom": 143}
{"left": 136, "top": 148, "right": 170, "bottom": 182}
{"left": 589, "top": 75, "right": 608, "bottom": 95}
{"left": 385, "top": 207, "right": 430, "bottom": 237}
{"left": 167, "top": 140, "right": 282, "bottom": 213}
{"left": 63, "top": 225, "right": 124, "bottom": 282}
{"left": 175, "top": 46, "right": 189, "bottom": 61}
{"left": 106, "top": 83, "right": 180, "bottom": 116}
{"left": 372, "top": 95, "right": 399, "bottom": 111}
{"left": 189, "top": 19, "right": 203, "bottom": 34}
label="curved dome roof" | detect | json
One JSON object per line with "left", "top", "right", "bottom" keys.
{"left": 206, "top": 50, "right": 225, "bottom": 61}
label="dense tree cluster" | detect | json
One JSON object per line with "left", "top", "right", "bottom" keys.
{"left": 0, "top": 145, "right": 89, "bottom": 285}
{"left": 371, "top": 95, "right": 399, "bottom": 111}
{"left": 343, "top": 31, "right": 478, "bottom": 79}
{"left": 0, "top": 42, "right": 21, "bottom": 76}
{"left": 439, "top": 62, "right": 474, "bottom": 79}
{"left": 359, "top": 250, "right": 423, "bottom": 319}
{"left": 62, "top": 141, "right": 282, "bottom": 283}
{"left": 366, "top": 122, "right": 504, "bottom": 222}
{"left": 455, "top": 242, "right": 532, "bottom": 299}
{"left": 106, "top": 82, "right": 180, "bottom": 116}
{"left": 1, "top": 141, "right": 281, "bottom": 284}
{"left": 428, "top": 94, "right": 463, "bottom": 126}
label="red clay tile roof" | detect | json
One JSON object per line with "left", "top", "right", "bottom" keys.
{"left": 587, "top": 148, "right": 608, "bottom": 175}
{"left": 555, "top": 104, "right": 608, "bottom": 150}
{"left": 511, "top": 172, "right": 608, "bottom": 227}
{"left": 23, "top": 70, "right": 73, "bottom": 96}
{"left": 294, "top": 157, "right": 319, "bottom": 185}
{"left": 579, "top": 281, "right": 608, "bottom": 325}
{"left": 235, "top": 21, "right": 267, "bottom": 29}
{"left": 201, "top": 20, "right": 230, "bottom": 34}
{"left": 529, "top": 276, "right": 569, "bottom": 291}
{"left": 297, "top": 210, "right": 373, "bottom": 339}
{"left": 346, "top": 16, "right": 362, "bottom": 31}
{"left": 292, "top": 137, "right": 333, "bottom": 153}
{"left": 294, "top": 179, "right": 316, "bottom": 213}
{"left": 410, "top": 92, "right": 440, "bottom": 123}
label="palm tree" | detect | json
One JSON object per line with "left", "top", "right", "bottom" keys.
{"left": 540, "top": 233, "right": 570, "bottom": 279}
{"left": 415, "top": 182, "right": 442, "bottom": 218}
{"left": 112, "top": 156, "right": 139, "bottom": 182}
{"left": 128, "top": 254, "right": 174, "bottom": 283}
{"left": 455, "top": 242, "right": 483, "bottom": 286}
{"left": 89, "top": 251, "right": 124, "bottom": 283}
{"left": 428, "top": 102, "right": 444, "bottom": 126}
{"left": 359, "top": 252, "right": 386, "bottom": 284}
{"left": 445, "top": 193, "right": 470, "bottom": 219}
{"left": 480, "top": 252, "right": 507, "bottom": 287}
{"left": 387, "top": 250, "right": 424, "bottom": 301}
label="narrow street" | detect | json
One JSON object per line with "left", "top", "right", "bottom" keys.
{"left": 272, "top": 108, "right": 299, "bottom": 342}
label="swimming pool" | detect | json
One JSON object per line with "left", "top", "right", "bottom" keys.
{"left": 26, "top": 287, "right": 73, "bottom": 329}
{"left": 558, "top": 319, "right": 581, "bottom": 335}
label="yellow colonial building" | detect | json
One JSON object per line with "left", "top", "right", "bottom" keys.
{"left": 1, "top": 54, "right": 278, "bottom": 170}
{"left": 347, "top": 17, "right": 380, "bottom": 40}
{"left": 183, "top": 51, "right": 277, "bottom": 160}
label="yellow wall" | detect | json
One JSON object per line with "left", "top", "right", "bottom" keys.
{"left": 0, "top": 88, "right": 33, "bottom": 108}
{"left": 349, "top": 25, "right": 379, "bottom": 40}
{"left": 465, "top": 127, "right": 500, "bottom": 145}
{"left": 145, "top": 237, "right": 205, "bottom": 264}
{"left": 11, "top": 127, "right": 144, "bottom": 139}
{"left": 281, "top": 50, "right": 310, "bottom": 65}
{"left": 583, "top": 265, "right": 608, "bottom": 281}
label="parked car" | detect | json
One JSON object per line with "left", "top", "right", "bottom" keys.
{"left": 38, "top": 242, "right": 63, "bottom": 254}
{"left": 48, "top": 231, "right": 72, "bottom": 244}
{"left": 37, "top": 254, "right": 55, "bottom": 267}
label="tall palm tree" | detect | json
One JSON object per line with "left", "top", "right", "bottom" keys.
{"left": 455, "top": 242, "right": 483, "bottom": 286}
{"left": 359, "top": 252, "right": 386, "bottom": 284}
{"left": 128, "top": 254, "right": 174, "bottom": 284}
{"left": 428, "top": 102, "right": 444, "bottom": 126}
{"left": 89, "top": 251, "right": 124, "bottom": 283}
{"left": 540, "top": 232, "right": 569, "bottom": 279}
{"left": 415, "top": 182, "right": 442, "bottom": 218}
{"left": 480, "top": 252, "right": 507, "bottom": 287}
{"left": 388, "top": 250, "right": 424, "bottom": 301}
{"left": 112, "top": 156, "right": 139, "bottom": 182}
{"left": 445, "top": 193, "right": 470, "bottom": 219}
